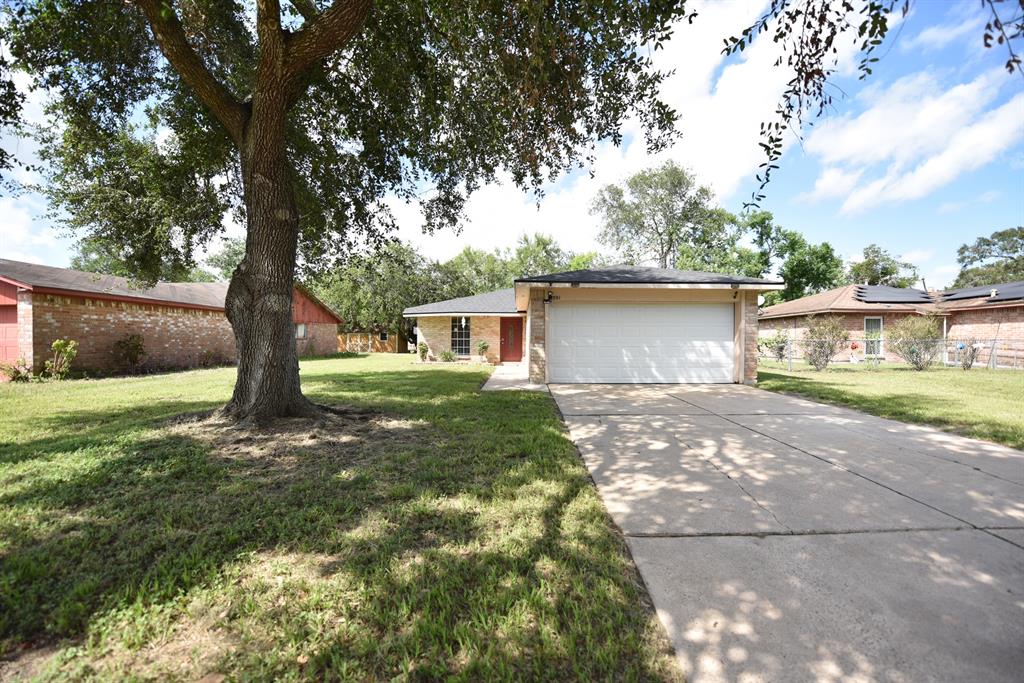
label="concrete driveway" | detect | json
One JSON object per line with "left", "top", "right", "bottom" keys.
{"left": 551, "top": 383, "right": 1024, "bottom": 683}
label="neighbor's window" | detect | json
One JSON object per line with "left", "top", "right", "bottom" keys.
{"left": 451, "top": 316, "right": 471, "bottom": 355}
{"left": 378, "top": 331, "right": 389, "bottom": 342}
{"left": 295, "top": 323, "right": 307, "bottom": 339}
{"left": 864, "top": 317, "right": 882, "bottom": 356}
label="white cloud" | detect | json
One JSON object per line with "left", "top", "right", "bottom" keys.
{"left": 797, "top": 67, "right": 1023, "bottom": 214}
{"left": 901, "top": 20, "right": 978, "bottom": 53}
{"left": 398, "top": 0, "right": 842, "bottom": 261}
{"left": 901, "top": 249, "right": 933, "bottom": 264}
{"left": 937, "top": 201, "right": 967, "bottom": 214}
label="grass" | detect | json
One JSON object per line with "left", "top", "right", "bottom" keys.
{"left": 0, "top": 354, "right": 679, "bottom": 681}
{"left": 757, "top": 360, "right": 1024, "bottom": 449}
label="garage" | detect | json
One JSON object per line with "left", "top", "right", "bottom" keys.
{"left": 547, "top": 302, "right": 735, "bottom": 383}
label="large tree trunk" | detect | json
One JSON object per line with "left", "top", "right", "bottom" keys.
{"left": 221, "top": 113, "right": 315, "bottom": 421}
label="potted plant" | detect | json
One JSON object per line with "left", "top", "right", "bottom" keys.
{"left": 475, "top": 339, "right": 490, "bottom": 363}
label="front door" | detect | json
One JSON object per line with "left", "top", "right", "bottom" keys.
{"left": 500, "top": 317, "right": 524, "bottom": 362}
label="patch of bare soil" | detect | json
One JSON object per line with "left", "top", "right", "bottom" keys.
{"left": 0, "top": 645, "right": 60, "bottom": 682}
{"left": 168, "top": 407, "right": 429, "bottom": 475}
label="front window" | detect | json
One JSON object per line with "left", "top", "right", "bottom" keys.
{"left": 295, "top": 323, "right": 307, "bottom": 339}
{"left": 864, "top": 317, "right": 882, "bottom": 356}
{"left": 378, "top": 331, "right": 389, "bottom": 342}
{"left": 451, "top": 316, "right": 471, "bottom": 355}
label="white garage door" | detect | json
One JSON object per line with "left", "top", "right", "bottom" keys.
{"left": 547, "top": 302, "right": 735, "bottom": 383}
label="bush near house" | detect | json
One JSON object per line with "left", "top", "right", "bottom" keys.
{"left": 800, "top": 315, "right": 848, "bottom": 371}
{"left": 44, "top": 338, "right": 78, "bottom": 380}
{"left": 114, "top": 333, "right": 146, "bottom": 373}
{"left": 885, "top": 315, "right": 943, "bottom": 371}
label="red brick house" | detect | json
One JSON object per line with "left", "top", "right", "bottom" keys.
{"left": 0, "top": 259, "right": 342, "bottom": 374}
{"left": 759, "top": 282, "right": 1024, "bottom": 367}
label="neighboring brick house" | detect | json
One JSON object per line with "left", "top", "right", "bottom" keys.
{"left": 0, "top": 259, "right": 343, "bottom": 374}
{"left": 403, "top": 267, "right": 783, "bottom": 385}
{"left": 759, "top": 281, "right": 1024, "bottom": 367}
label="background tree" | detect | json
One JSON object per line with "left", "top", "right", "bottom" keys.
{"left": 5, "top": 0, "right": 690, "bottom": 420}
{"left": 848, "top": 244, "right": 919, "bottom": 288}
{"left": 768, "top": 233, "right": 845, "bottom": 304}
{"left": 206, "top": 238, "right": 247, "bottom": 281}
{"left": 70, "top": 237, "right": 215, "bottom": 283}
{"left": 445, "top": 248, "right": 516, "bottom": 296}
{"left": 951, "top": 227, "right": 1024, "bottom": 288}
{"left": 592, "top": 161, "right": 716, "bottom": 268}
{"left": 509, "top": 234, "right": 570, "bottom": 279}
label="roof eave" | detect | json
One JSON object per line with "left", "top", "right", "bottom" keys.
{"left": 514, "top": 281, "right": 784, "bottom": 290}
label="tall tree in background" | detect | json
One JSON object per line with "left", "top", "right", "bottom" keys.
{"left": 206, "top": 238, "right": 247, "bottom": 282}
{"left": 5, "top": 1, "right": 689, "bottom": 420}
{"left": 591, "top": 161, "right": 715, "bottom": 268}
{"left": 848, "top": 244, "right": 919, "bottom": 288}
{"left": 445, "top": 247, "right": 517, "bottom": 296}
{"left": 769, "top": 233, "right": 845, "bottom": 304}
{"left": 70, "top": 237, "right": 215, "bottom": 283}
{"left": 510, "top": 234, "right": 569, "bottom": 279}
{"left": 952, "top": 227, "right": 1024, "bottom": 288}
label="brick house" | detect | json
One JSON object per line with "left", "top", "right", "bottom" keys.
{"left": 0, "top": 259, "right": 343, "bottom": 374}
{"left": 759, "top": 281, "right": 1024, "bottom": 367}
{"left": 403, "top": 266, "right": 783, "bottom": 385}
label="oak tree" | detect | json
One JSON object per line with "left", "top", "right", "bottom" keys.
{"left": 3, "top": 0, "right": 689, "bottom": 420}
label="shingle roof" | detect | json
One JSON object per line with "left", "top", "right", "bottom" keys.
{"left": 759, "top": 284, "right": 939, "bottom": 319}
{"left": 515, "top": 265, "right": 783, "bottom": 286}
{"left": 0, "top": 258, "right": 229, "bottom": 309}
{"left": 403, "top": 288, "right": 518, "bottom": 315}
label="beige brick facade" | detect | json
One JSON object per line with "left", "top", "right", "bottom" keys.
{"left": 296, "top": 322, "right": 339, "bottom": 358}
{"left": 414, "top": 315, "right": 508, "bottom": 364}
{"left": 527, "top": 289, "right": 546, "bottom": 382}
{"left": 742, "top": 292, "right": 759, "bottom": 384}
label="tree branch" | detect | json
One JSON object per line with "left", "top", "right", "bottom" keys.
{"left": 134, "top": 0, "right": 249, "bottom": 147}
{"left": 288, "top": 0, "right": 320, "bottom": 22}
{"left": 285, "top": 0, "right": 371, "bottom": 78}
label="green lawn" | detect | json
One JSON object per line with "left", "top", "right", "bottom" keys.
{"left": 0, "top": 355, "right": 679, "bottom": 681}
{"left": 758, "top": 360, "right": 1024, "bottom": 449}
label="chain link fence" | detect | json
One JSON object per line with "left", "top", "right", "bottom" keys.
{"left": 759, "top": 335, "right": 1024, "bottom": 371}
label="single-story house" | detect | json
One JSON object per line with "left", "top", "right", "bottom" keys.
{"left": 403, "top": 266, "right": 784, "bottom": 384}
{"left": 759, "top": 281, "right": 1024, "bottom": 366}
{"left": 337, "top": 329, "right": 407, "bottom": 353}
{"left": 0, "top": 258, "right": 343, "bottom": 373}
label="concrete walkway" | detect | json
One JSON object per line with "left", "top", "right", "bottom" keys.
{"left": 551, "top": 383, "right": 1024, "bottom": 683}
{"left": 480, "top": 362, "right": 547, "bottom": 392}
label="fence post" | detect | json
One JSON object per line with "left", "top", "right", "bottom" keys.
{"left": 989, "top": 338, "right": 997, "bottom": 369}
{"left": 787, "top": 333, "right": 793, "bottom": 371}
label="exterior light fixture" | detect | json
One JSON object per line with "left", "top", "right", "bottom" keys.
{"left": 461, "top": 316, "right": 466, "bottom": 328}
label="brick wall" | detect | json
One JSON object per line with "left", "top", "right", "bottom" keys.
{"left": 414, "top": 315, "right": 503, "bottom": 363}
{"left": 742, "top": 293, "right": 759, "bottom": 384}
{"left": 28, "top": 292, "right": 236, "bottom": 373}
{"left": 17, "top": 290, "right": 33, "bottom": 367}
{"left": 527, "top": 289, "right": 546, "bottom": 382}
{"left": 296, "top": 322, "right": 338, "bottom": 357}
{"left": 759, "top": 311, "right": 927, "bottom": 363}
{"left": 945, "top": 306, "right": 1024, "bottom": 342}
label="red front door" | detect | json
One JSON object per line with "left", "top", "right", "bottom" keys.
{"left": 500, "top": 317, "right": 524, "bottom": 362}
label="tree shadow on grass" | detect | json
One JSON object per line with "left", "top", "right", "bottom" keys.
{"left": 0, "top": 366, "right": 677, "bottom": 680}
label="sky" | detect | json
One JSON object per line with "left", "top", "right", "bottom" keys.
{"left": 2, "top": 0, "right": 1023, "bottom": 289}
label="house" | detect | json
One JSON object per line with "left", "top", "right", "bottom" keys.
{"left": 337, "top": 328, "right": 407, "bottom": 353}
{"left": 759, "top": 281, "right": 1024, "bottom": 366}
{"left": 0, "top": 259, "right": 343, "bottom": 373}
{"left": 403, "top": 266, "right": 784, "bottom": 384}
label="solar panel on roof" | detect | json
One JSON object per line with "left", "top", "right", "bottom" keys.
{"left": 854, "top": 285, "right": 932, "bottom": 304}
{"left": 940, "top": 281, "right": 1024, "bottom": 303}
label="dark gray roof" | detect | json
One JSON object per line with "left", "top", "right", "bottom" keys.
{"left": 515, "top": 265, "right": 782, "bottom": 286}
{"left": 0, "top": 258, "right": 229, "bottom": 309}
{"left": 940, "top": 281, "right": 1024, "bottom": 303}
{"left": 403, "top": 288, "right": 518, "bottom": 315}
{"left": 854, "top": 284, "right": 933, "bottom": 304}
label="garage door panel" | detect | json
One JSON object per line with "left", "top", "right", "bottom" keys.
{"left": 548, "top": 302, "right": 735, "bottom": 384}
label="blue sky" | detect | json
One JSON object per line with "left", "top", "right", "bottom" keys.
{"left": 2, "top": 0, "right": 1022, "bottom": 288}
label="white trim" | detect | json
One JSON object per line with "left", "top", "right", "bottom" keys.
{"left": 864, "top": 316, "right": 883, "bottom": 357}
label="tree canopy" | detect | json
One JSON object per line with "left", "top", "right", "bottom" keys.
{"left": 70, "top": 237, "right": 215, "bottom": 283}
{"left": 952, "top": 227, "right": 1024, "bottom": 288}
{"left": 848, "top": 244, "right": 919, "bottom": 288}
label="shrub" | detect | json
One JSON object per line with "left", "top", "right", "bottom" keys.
{"left": 801, "top": 315, "right": 848, "bottom": 371}
{"left": 886, "top": 315, "right": 942, "bottom": 371}
{"left": 1, "top": 358, "right": 34, "bottom": 382}
{"left": 417, "top": 341, "right": 429, "bottom": 361}
{"left": 439, "top": 350, "right": 456, "bottom": 362}
{"left": 475, "top": 339, "right": 490, "bottom": 357}
{"left": 758, "top": 331, "right": 788, "bottom": 362}
{"left": 959, "top": 339, "right": 981, "bottom": 371}
{"left": 44, "top": 338, "right": 78, "bottom": 380}
{"left": 115, "top": 333, "right": 146, "bottom": 373}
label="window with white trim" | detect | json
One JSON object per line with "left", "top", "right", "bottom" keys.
{"left": 451, "top": 316, "right": 471, "bottom": 355}
{"left": 864, "top": 317, "right": 882, "bottom": 356}
{"left": 378, "top": 331, "right": 389, "bottom": 342}
{"left": 295, "top": 323, "right": 307, "bottom": 339}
